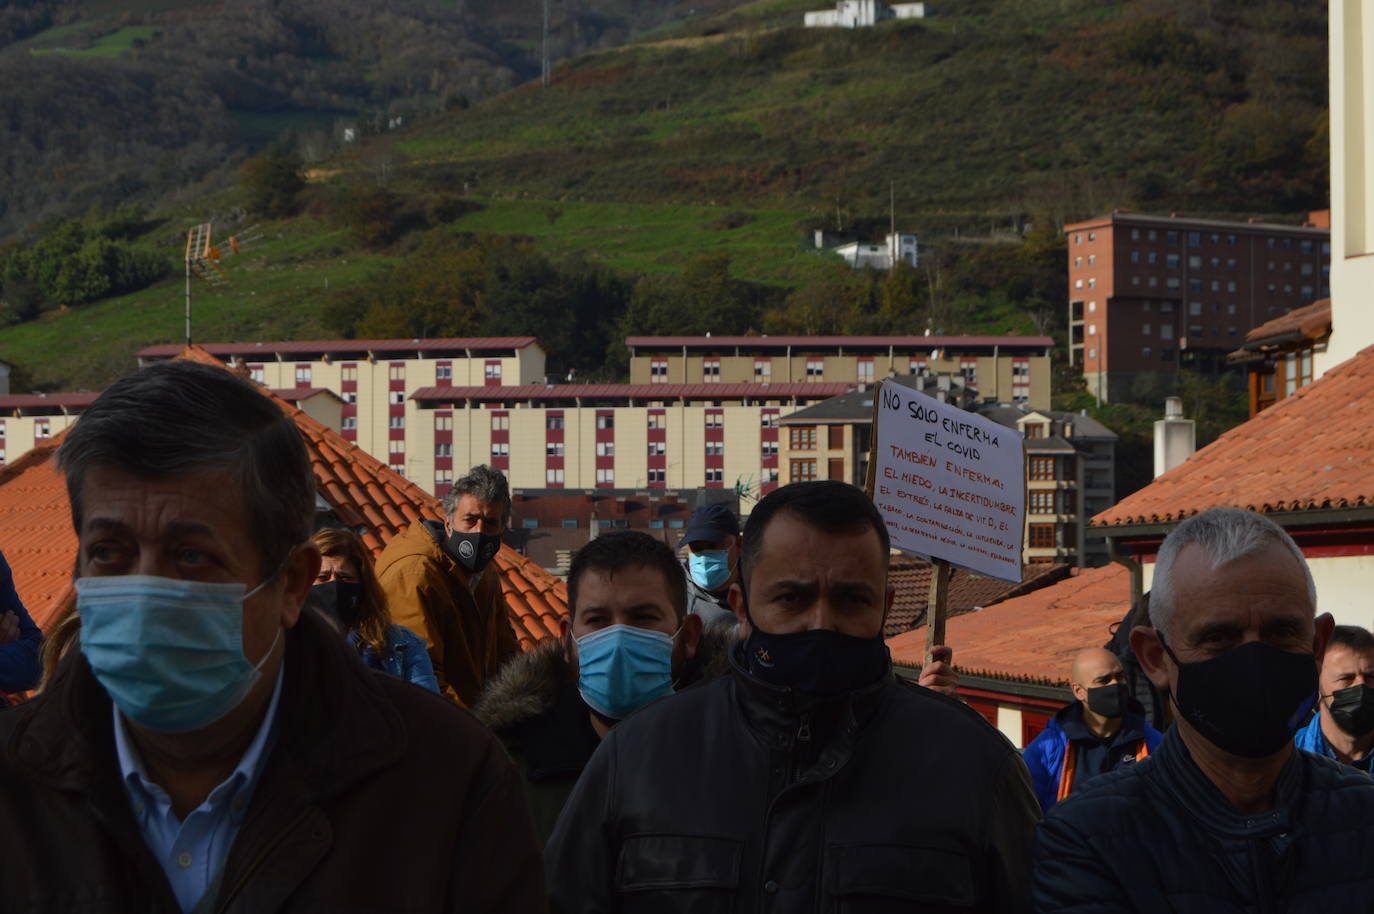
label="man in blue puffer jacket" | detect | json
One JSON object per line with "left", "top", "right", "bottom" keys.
{"left": 1023, "top": 647, "right": 1162, "bottom": 812}
{"left": 0, "top": 549, "right": 43, "bottom": 700}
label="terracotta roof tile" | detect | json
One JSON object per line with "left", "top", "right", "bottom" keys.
{"left": 0, "top": 346, "right": 568, "bottom": 648}
{"left": 884, "top": 559, "right": 1072, "bottom": 638}
{"left": 1093, "top": 343, "right": 1374, "bottom": 528}
{"left": 887, "top": 564, "right": 1130, "bottom": 686}
{"left": 1241, "top": 299, "right": 1331, "bottom": 346}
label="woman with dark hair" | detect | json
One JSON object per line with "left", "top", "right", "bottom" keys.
{"left": 312, "top": 528, "right": 439, "bottom": 693}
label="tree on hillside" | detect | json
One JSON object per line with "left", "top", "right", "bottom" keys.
{"left": 239, "top": 149, "right": 305, "bottom": 218}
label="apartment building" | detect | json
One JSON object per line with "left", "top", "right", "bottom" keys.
{"left": 409, "top": 382, "right": 849, "bottom": 496}
{"left": 978, "top": 406, "right": 1117, "bottom": 568}
{"left": 137, "top": 337, "right": 545, "bottom": 490}
{"left": 1065, "top": 211, "right": 1331, "bottom": 401}
{"left": 625, "top": 335, "right": 1053, "bottom": 408}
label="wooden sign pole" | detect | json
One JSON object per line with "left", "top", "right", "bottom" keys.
{"left": 863, "top": 380, "right": 882, "bottom": 497}
{"left": 924, "top": 558, "right": 950, "bottom": 669}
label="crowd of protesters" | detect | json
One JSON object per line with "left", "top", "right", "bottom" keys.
{"left": 0, "top": 359, "right": 1372, "bottom": 911}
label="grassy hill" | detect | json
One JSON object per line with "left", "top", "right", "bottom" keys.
{"left": 0, "top": 0, "right": 1329, "bottom": 392}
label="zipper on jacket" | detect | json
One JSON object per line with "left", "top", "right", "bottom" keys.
{"left": 797, "top": 714, "right": 812, "bottom": 744}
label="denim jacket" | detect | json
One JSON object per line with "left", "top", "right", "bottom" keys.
{"left": 349, "top": 625, "right": 440, "bottom": 694}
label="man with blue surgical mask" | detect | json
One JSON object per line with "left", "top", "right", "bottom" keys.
{"left": 478, "top": 531, "right": 724, "bottom": 843}
{"left": 0, "top": 360, "right": 544, "bottom": 913}
{"left": 680, "top": 502, "right": 741, "bottom": 632}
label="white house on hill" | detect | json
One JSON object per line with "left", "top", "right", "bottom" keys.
{"left": 831, "top": 232, "right": 919, "bottom": 270}
{"left": 804, "top": 0, "right": 929, "bottom": 28}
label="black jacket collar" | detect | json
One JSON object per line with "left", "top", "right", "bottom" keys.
{"left": 1154, "top": 726, "right": 1302, "bottom": 839}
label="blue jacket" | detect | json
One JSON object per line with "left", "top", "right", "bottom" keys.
{"left": 1022, "top": 701, "right": 1163, "bottom": 813}
{"left": 1295, "top": 712, "right": 1374, "bottom": 773}
{"left": 349, "top": 625, "right": 440, "bottom": 694}
{"left": 0, "top": 551, "right": 43, "bottom": 694}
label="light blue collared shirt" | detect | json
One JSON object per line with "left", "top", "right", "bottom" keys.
{"left": 113, "top": 664, "right": 285, "bottom": 913}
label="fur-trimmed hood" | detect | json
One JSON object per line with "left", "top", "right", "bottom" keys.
{"left": 474, "top": 622, "right": 741, "bottom": 732}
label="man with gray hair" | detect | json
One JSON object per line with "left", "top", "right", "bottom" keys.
{"left": 377, "top": 464, "right": 519, "bottom": 705}
{"left": 0, "top": 361, "right": 544, "bottom": 911}
{"left": 1033, "top": 506, "right": 1374, "bottom": 911}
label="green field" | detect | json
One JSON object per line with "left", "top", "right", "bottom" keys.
{"left": 30, "top": 25, "right": 161, "bottom": 58}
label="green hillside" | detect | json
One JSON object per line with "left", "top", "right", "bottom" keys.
{"left": 0, "top": 0, "right": 1328, "bottom": 393}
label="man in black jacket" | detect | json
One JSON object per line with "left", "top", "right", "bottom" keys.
{"left": 1034, "top": 506, "right": 1374, "bottom": 911}
{"left": 545, "top": 480, "right": 1040, "bottom": 913}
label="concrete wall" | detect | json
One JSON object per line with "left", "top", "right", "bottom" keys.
{"left": 1317, "top": 0, "right": 1374, "bottom": 376}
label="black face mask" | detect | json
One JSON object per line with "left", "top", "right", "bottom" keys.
{"left": 1327, "top": 684, "right": 1374, "bottom": 737}
{"left": 312, "top": 580, "right": 363, "bottom": 631}
{"left": 741, "top": 589, "right": 890, "bottom": 697}
{"left": 446, "top": 529, "right": 501, "bottom": 575}
{"left": 1159, "top": 633, "right": 1317, "bottom": 759}
{"left": 1085, "top": 682, "right": 1128, "bottom": 719}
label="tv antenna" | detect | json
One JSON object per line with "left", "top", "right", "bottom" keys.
{"left": 183, "top": 222, "right": 259, "bottom": 345}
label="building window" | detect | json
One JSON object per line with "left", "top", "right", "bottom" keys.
{"left": 790, "top": 459, "right": 817, "bottom": 482}
{"left": 435, "top": 469, "right": 452, "bottom": 487}
{"left": 1029, "top": 457, "right": 1055, "bottom": 481}
{"left": 648, "top": 441, "right": 666, "bottom": 456}
{"left": 648, "top": 413, "right": 665, "bottom": 430}
{"left": 390, "top": 391, "right": 406, "bottom": 405}
{"left": 960, "top": 359, "right": 978, "bottom": 387}
{"left": 436, "top": 443, "right": 453, "bottom": 458}
{"left": 805, "top": 359, "right": 824, "bottom": 379}
{"left": 1029, "top": 490, "right": 1054, "bottom": 513}
{"left": 910, "top": 359, "right": 927, "bottom": 376}
{"left": 761, "top": 412, "right": 779, "bottom": 427}
{"left": 1088, "top": 254, "right": 1096, "bottom": 266}
{"left": 1166, "top": 254, "right": 1180, "bottom": 269}
{"left": 789, "top": 427, "right": 817, "bottom": 450}
{"left": 704, "top": 412, "right": 724, "bottom": 429}
{"left": 754, "top": 359, "right": 771, "bottom": 379}
{"left": 596, "top": 442, "right": 615, "bottom": 457}
{"left": 390, "top": 464, "right": 406, "bottom": 477}
{"left": 389, "top": 440, "right": 405, "bottom": 455}
{"left": 703, "top": 359, "right": 721, "bottom": 382}
{"left": 1160, "top": 324, "right": 1173, "bottom": 339}
{"left": 489, "top": 414, "right": 506, "bottom": 431}
{"left": 389, "top": 415, "right": 405, "bottom": 429}
{"left": 857, "top": 359, "right": 874, "bottom": 382}
{"left": 436, "top": 364, "right": 451, "bottom": 382}
{"left": 828, "top": 425, "right": 844, "bottom": 449}
{"left": 342, "top": 416, "right": 357, "bottom": 430}
{"left": 546, "top": 468, "right": 565, "bottom": 485}
{"left": 546, "top": 442, "right": 565, "bottom": 457}
{"left": 547, "top": 415, "right": 564, "bottom": 430}
{"left": 1023, "top": 423, "right": 1045, "bottom": 439}
{"left": 295, "top": 365, "right": 311, "bottom": 384}
{"left": 648, "top": 469, "right": 666, "bottom": 484}
{"left": 596, "top": 468, "right": 615, "bottom": 486}
{"left": 761, "top": 441, "right": 778, "bottom": 457}
{"left": 596, "top": 414, "right": 614, "bottom": 430}
{"left": 1028, "top": 524, "right": 1056, "bottom": 549}
{"left": 484, "top": 362, "right": 501, "bottom": 382}
{"left": 386, "top": 364, "right": 403, "bottom": 381}
{"left": 1142, "top": 346, "right": 1153, "bottom": 358}
{"left": 562, "top": 518, "right": 578, "bottom": 529}
{"left": 650, "top": 359, "right": 669, "bottom": 382}
{"left": 705, "top": 468, "right": 724, "bottom": 483}
{"left": 705, "top": 442, "right": 724, "bottom": 457}
{"left": 250, "top": 366, "right": 266, "bottom": 383}
{"left": 487, "top": 443, "right": 506, "bottom": 459}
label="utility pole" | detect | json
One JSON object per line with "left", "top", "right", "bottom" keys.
{"left": 889, "top": 180, "right": 896, "bottom": 265}
{"left": 541, "top": 0, "right": 551, "bottom": 87}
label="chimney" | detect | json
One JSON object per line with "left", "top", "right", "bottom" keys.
{"left": 1153, "top": 397, "right": 1196, "bottom": 478}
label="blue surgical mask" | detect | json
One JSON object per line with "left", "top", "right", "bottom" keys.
{"left": 76, "top": 574, "right": 282, "bottom": 733}
{"left": 688, "top": 549, "right": 733, "bottom": 590}
{"left": 576, "top": 624, "right": 675, "bottom": 721}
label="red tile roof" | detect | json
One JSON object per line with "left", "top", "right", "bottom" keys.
{"left": 1240, "top": 299, "right": 1332, "bottom": 348}
{"left": 625, "top": 335, "right": 1054, "bottom": 350}
{"left": 884, "top": 558, "right": 1072, "bottom": 638}
{"left": 886, "top": 564, "right": 1130, "bottom": 686}
{"left": 411, "top": 383, "right": 854, "bottom": 401}
{"left": 0, "top": 347, "right": 567, "bottom": 650}
{"left": 1093, "top": 343, "right": 1374, "bottom": 528}
{"left": 136, "top": 337, "right": 539, "bottom": 359}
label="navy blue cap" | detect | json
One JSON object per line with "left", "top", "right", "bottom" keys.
{"left": 678, "top": 503, "right": 740, "bottom": 548}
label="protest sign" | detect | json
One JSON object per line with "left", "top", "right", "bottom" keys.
{"left": 868, "top": 380, "right": 1026, "bottom": 584}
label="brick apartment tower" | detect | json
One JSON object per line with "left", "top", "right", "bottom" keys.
{"left": 1065, "top": 212, "right": 1330, "bottom": 402}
